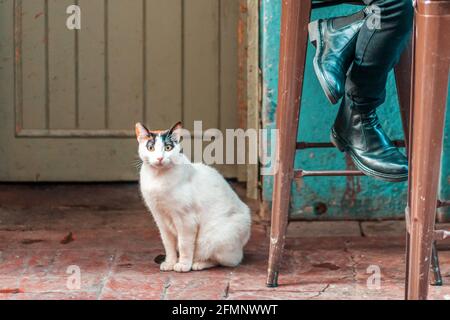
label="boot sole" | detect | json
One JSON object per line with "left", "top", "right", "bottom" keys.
{"left": 308, "top": 20, "right": 339, "bottom": 105}
{"left": 330, "top": 128, "right": 408, "bottom": 183}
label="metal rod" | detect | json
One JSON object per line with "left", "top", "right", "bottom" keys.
{"left": 431, "top": 242, "right": 443, "bottom": 286}
{"left": 295, "top": 170, "right": 364, "bottom": 177}
{"left": 434, "top": 229, "right": 450, "bottom": 241}
{"left": 437, "top": 200, "right": 450, "bottom": 208}
{"left": 296, "top": 142, "right": 334, "bottom": 149}
{"left": 296, "top": 140, "right": 406, "bottom": 150}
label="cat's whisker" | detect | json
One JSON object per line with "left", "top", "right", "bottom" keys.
{"left": 132, "top": 156, "right": 143, "bottom": 171}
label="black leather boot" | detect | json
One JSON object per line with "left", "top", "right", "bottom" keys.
{"left": 330, "top": 99, "right": 408, "bottom": 182}
{"left": 308, "top": 17, "right": 365, "bottom": 104}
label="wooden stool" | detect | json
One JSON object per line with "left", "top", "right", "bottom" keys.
{"left": 405, "top": 0, "right": 450, "bottom": 300}
{"left": 266, "top": 0, "right": 447, "bottom": 294}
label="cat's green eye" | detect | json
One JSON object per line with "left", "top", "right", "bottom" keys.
{"left": 165, "top": 145, "right": 173, "bottom": 152}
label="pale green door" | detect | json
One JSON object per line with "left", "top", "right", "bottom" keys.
{"left": 0, "top": 0, "right": 239, "bottom": 181}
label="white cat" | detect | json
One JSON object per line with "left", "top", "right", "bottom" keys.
{"left": 136, "top": 122, "right": 251, "bottom": 272}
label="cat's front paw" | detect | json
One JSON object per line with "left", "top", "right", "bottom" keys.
{"left": 173, "top": 262, "right": 192, "bottom": 273}
{"left": 160, "top": 261, "right": 176, "bottom": 272}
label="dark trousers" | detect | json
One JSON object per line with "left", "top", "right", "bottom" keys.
{"left": 345, "top": 0, "right": 414, "bottom": 112}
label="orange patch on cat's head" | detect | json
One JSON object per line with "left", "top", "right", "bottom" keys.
{"left": 135, "top": 123, "right": 151, "bottom": 142}
{"left": 135, "top": 122, "right": 183, "bottom": 142}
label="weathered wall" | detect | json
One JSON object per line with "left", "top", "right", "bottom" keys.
{"left": 260, "top": 2, "right": 450, "bottom": 220}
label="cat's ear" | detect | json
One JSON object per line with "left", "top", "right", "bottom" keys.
{"left": 168, "top": 121, "right": 183, "bottom": 143}
{"left": 135, "top": 122, "right": 150, "bottom": 143}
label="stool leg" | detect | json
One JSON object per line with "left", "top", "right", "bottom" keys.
{"left": 394, "top": 31, "right": 414, "bottom": 299}
{"left": 399, "top": 25, "right": 445, "bottom": 291}
{"left": 431, "top": 242, "right": 443, "bottom": 286}
{"left": 266, "top": 0, "right": 311, "bottom": 287}
{"left": 406, "top": 6, "right": 450, "bottom": 300}
{"left": 395, "top": 40, "right": 413, "bottom": 148}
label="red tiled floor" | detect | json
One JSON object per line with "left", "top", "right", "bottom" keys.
{"left": 0, "top": 183, "right": 449, "bottom": 300}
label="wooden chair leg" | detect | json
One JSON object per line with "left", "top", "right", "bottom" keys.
{"left": 406, "top": 0, "right": 450, "bottom": 300}
{"left": 266, "top": 0, "right": 311, "bottom": 287}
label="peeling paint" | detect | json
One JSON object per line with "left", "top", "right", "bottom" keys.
{"left": 34, "top": 11, "right": 44, "bottom": 19}
{"left": 0, "top": 288, "right": 23, "bottom": 294}
{"left": 342, "top": 155, "right": 361, "bottom": 209}
{"left": 260, "top": 1, "right": 450, "bottom": 220}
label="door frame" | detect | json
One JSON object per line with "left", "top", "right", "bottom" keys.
{"left": 238, "top": 0, "right": 261, "bottom": 200}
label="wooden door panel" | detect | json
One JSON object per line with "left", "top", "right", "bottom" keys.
{"left": 0, "top": 0, "right": 239, "bottom": 181}
{"left": 48, "top": 0, "right": 77, "bottom": 130}
{"left": 145, "top": 0, "right": 183, "bottom": 128}
{"left": 184, "top": 0, "right": 219, "bottom": 131}
{"left": 108, "top": 0, "right": 144, "bottom": 130}
{"left": 20, "top": 0, "right": 47, "bottom": 130}
{"left": 78, "top": 0, "right": 106, "bottom": 130}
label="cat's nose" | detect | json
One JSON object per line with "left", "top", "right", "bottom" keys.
{"left": 157, "top": 157, "right": 163, "bottom": 162}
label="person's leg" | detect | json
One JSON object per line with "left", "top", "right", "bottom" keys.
{"left": 308, "top": 7, "right": 367, "bottom": 104}
{"left": 332, "top": 9, "right": 366, "bottom": 29}
{"left": 331, "top": 0, "right": 413, "bottom": 182}
{"left": 346, "top": 0, "right": 414, "bottom": 112}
